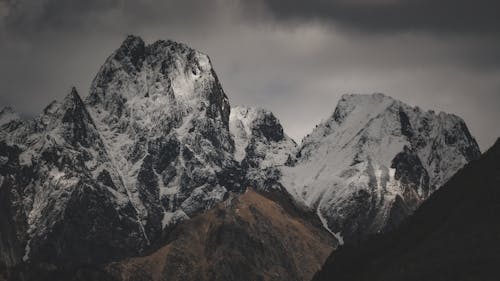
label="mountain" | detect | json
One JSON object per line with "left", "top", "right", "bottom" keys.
{"left": 85, "top": 35, "right": 244, "bottom": 243}
{"left": 229, "top": 106, "right": 296, "bottom": 190}
{"left": 0, "top": 35, "right": 245, "bottom": 269}
{"left": 313, "top": 138, "right": 500, "bottom": 281}
{"left": 281, "top": 93, "right": 481, "bottom": 243}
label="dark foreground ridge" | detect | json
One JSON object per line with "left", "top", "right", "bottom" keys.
{"left": 313, "top": 138, "right": 500, "bottom": 281}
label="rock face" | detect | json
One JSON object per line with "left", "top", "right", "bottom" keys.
{"left": 313, "top": 138, "right": 500, "bottom": 281}
{"left": 0, "top": 36, "right": 244, "bottom": 269}
{"left": 85, "top": 35, "right": 243, "bottom": 243}
{"left": 281, "top": 93, "right": 481, "bottom": 243}
{"left": 229, "top": 106, "right": 296, "bottom": 190}
{"left": 0, "top": 89, "right": 146, "bottom": 267}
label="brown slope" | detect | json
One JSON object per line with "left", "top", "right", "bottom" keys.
{"left": 105, "top": 188, "right": 336, "bottom": 281}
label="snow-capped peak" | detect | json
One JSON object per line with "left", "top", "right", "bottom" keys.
{"left": 281, "top": 93, "right": 480, "bottom": 243}
{"left": 0, "top": 37, "right": 240, "bottom": 266}
{"left": 88, "top": 36, "right": 222, "bottom": 106}
{"left": 82, "top": 35, "right": 238, "bottom": 246}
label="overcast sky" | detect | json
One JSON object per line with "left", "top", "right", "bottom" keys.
{"left": 0, "top": 0, "right": 499, "bottom": 150}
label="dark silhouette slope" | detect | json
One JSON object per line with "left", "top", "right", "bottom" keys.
{"left": 313, "top": 138, "right": 500, "bottom": 281}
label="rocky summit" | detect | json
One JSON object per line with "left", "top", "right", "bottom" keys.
{"left": 280, "top": 93, "right": 480, "bottom": 244}
{"left": 0, "top": 36, "right": 245, "bottom": 270}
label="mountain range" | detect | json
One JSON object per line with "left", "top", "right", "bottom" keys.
{"left": 0, "top": 36, "right": 485, "bottom": 281}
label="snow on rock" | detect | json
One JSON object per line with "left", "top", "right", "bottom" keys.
{"left": 0, "top": 106, "right": 20, "bottom": 127}
{"left": 84, "top": 35, "right": 243, "bottom": 245}
{"left": 229, "top": 106, "right": 296, "bottom": 190}
{"left": 0, "top": 36, "right": 243, "bottom": 267}
{"left": 0, "top": 106, "right": 26, "bottom": 144}
{"left": 230, "top": 106, "right": 257, "bottom": 162}
{"left": 281, "top": 93, "right": 481, "bottom": 243}
{"left": 161, "top": 210, "right": 188, "bottom": 229}
{"left": 0, "top": 87, "right": 147, "bottom": 266}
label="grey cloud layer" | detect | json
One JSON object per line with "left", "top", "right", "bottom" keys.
{"left": 253, "top": 0, "right": 500, "bottom": 34}
{"left": 0, "top": 0, "right": 498, "bottom": 150}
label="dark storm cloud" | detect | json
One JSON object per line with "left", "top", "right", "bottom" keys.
{"left": 0, "top": 0, "right": 499, "bottom": 150}
{"left": 253, "top": 0, "right": 500, "bottom": 34}
{"left": 0, "top": 0, "right": 221, "bottom": 37}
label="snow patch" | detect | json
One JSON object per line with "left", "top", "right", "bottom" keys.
{"left": 161, "top": 210, "right": 189, "bottom": 229}
{"left": 22, "top": 243, "right": 30, "bottom": 262}
{"left": 317, "top": 208, "right": 344, "bottom": 245}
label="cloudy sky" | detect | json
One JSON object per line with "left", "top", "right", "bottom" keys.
{"left": 0, "top": 0, "right": 499, "bottom": 150}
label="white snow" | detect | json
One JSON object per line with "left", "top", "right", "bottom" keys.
{"left": 171, "top": 68, "right": 196, "bottom": 99}
{"left": 280, "top": 93, "right": 479, "bottom": 238}
{"left": 229, "top": 106, "right": 260, "bottom": 162}
{"left": 229, "top": 105, "right": 296, "bottom": 168}
{"left": 317, "top": 208, "right": 344, "bottom": 245}
{"left": 22, "top": 243, "right": 30, "bottom": 262}
{"left": 161, "top": 210, "right": 189, "bottom": 229}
